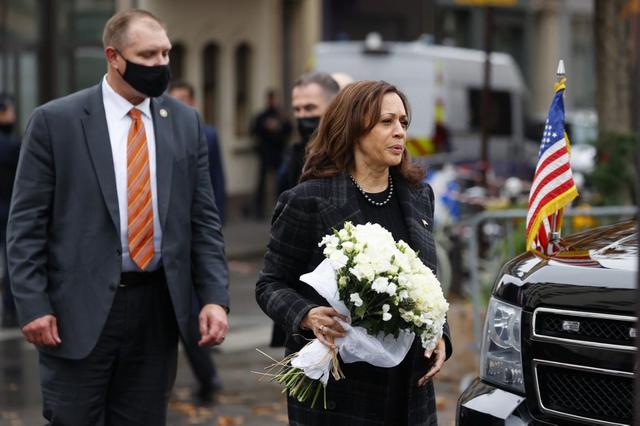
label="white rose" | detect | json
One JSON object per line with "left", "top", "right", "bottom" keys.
{"left": 371, "top": 277, "right": 389, "bottom": 293}
{"left": 319, "top": 234, "right": 339, "bottom": 248}
{"left": 350, "top": 292, "right": 363, "bottom": 307}
{"left": 382, "top": 304, "right": 392, "bottom": 321}
{"left": 421, "top": 332, "right": 437, "bottom": 352}
{"left": 394, "top": 252, "right": 411, "bottom": 272}
{"left": 420, "top": 312, "right": 434, "bottom": 326}
{"left": 397, "top": 273, "right": 409, "bottom": 286}
{"left": 357, "top": 263, "right": 375, "bottom": 282}
{"left": 386, "top": 282, "right": 397, "bottom": 296}
{"left": 323, "top": 247, "right": 336, "bottom": 258}
{"left": 400, "top": 310, "right": 414, "bottom": 323}
{"left": 349, "top": 267, "right": 363, "bottom": 281}
{"left": 329, "top": 250, "right": 349, "bottom": 269}
{"left": 341, "top": 241, "right": 355, "bottom": 252}
{"left": 353, "top": 253, "right": 369, "bottom": 265}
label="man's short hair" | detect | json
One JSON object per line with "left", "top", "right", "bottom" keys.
{"left": 102, "top": 9, "right": 165, "bottom": 50}
{"left": 293, "top": 72, "right": 340, "bottom": 101}
{"left": 168, "top": 81, "right": 195, "bottom": 99}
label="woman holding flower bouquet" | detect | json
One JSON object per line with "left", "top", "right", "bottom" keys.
{"left": 256, "top": 80, "right": 452, "bottom": 425}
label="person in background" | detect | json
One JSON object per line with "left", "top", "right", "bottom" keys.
{"left": 277, "top": 72, "right": 340, "bottom": 195}
{"left": 0, "top": 93, "right": 19, "bottom": 328}
{"left": 169, "top": 81, "right": 226, "bottom": 222}
{"left": 270, "top": 72, "right": 340, "bottom": 347}
{"left": 250, "top": 89, "right": 291, "bottom": 218}
{"left": 7, "top": 10, "right": 229, "bottom": 424}
{"left": 169, "top": 80, "right": 224, "bottom": 403}
{"left": 256, "top": 80, "right": 451, "bottom": 424}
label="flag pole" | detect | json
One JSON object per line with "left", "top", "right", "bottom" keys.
{"left": 549, "top": 59, "right": 565, "bottom": 245}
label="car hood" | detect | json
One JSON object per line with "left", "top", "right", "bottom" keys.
{"left": 493, "top": 220, "right": 637, "bottom": 311}
{"left": 512, "top": 219, "right": 636, "bottom": 275}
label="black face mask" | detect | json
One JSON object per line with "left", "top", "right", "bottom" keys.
{"left": 0, "top": 123, "right": 14, "bottom": 135}
{"left": 118, "top": 53, "right": 171, "bottom": 98}
{"left": 296, "top": 116, "right": 321, "bottom": 142}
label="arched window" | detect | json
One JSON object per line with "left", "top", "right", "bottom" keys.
{"left": 169, "top": 42, "right": 185, "bottom": 82}
{"left": 234, "top": 42, "right": 252, "bottom": 136}
{"left": 202, "top": 42, "right": 220, "bottom": 126}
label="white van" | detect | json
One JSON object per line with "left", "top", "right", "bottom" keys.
{"left": 314, "top": 34, "right": 536, "bottom": 176}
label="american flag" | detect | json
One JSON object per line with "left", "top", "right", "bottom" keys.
{"left": 525, "top": 77, "right": 578, "bottom": 255}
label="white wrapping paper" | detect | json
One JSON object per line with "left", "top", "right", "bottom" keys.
{"left": 291, "top": 259, "right": 415, "bottom": 385}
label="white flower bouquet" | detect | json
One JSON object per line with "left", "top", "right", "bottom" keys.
{"left": 261, "top": 221, "right": 449, "bottom": 409}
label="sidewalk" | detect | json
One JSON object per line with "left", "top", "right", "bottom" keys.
{"left": 222, "top": 216, "right": 272, "bottom": 260}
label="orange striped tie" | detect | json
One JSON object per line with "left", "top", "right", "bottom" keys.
{"left": 127, "top": 108, "right": 154, "bottom": 270}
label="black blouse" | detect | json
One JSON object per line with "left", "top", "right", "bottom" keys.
{"left": 353, "top": 181, "right": 411, "bottom": 245}
{"left": 352, "top": 181, "right": 414, "bottom": 425}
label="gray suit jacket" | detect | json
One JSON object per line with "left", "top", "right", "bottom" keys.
{"left": 7, "top": 84, "right": 229, "bottom": 359}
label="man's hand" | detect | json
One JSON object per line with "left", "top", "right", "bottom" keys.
{"left": 22, "top": 314, "right": 62, "bottom": 347}
{"left": 198, "top": 304, "right": 228, "bottom": 347}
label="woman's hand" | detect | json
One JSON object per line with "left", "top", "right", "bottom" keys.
{"left": 417, "top": 338, "right": 446, "bottom": 386}
{"left": 301, "top": 306, "right": 349, "bottom": 349}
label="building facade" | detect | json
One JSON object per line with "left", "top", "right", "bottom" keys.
{"left": 136, "top": 0, "right": 320, "bottom": 195}
{"left": 0, "top": 0, "right": 114, "bottom": 131}
{"left": 433, "top": 0, "right": 595, "bottom": 116}
{"left": 1, "top": 0, "right": 594, "bottom": 198}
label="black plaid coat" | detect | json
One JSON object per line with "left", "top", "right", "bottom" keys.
{"left": 256, "top": 172, "right": 453, "bottom": 426}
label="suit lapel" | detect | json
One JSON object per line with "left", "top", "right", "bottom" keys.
{"left": 395, "top": 177, "right": 435, "bottom": 268}
{"left": 323, "top": 173, "right": 364, "bottom": 230}
{"left": 81, "top": 84, "right": 120, "bottom": 233}
{"left": 150, "top": 96, "right": 174, "bottom": 230}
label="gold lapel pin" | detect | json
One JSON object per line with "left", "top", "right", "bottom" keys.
{"left": 159, "top": 108, "right": 168, "bottom": 118}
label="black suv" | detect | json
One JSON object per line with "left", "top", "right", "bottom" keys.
{"left": 457, "top": 220, "right": 636, "bottom": 425}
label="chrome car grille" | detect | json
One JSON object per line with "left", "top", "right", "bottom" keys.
{"left": 533, "top": 307, "right": 636, "bottom": 351}
{"left": 531, "top": 308, "right": 636, "bottom": 425}
{"left": 534, "top": 360, "right": 633, "bottom": 426}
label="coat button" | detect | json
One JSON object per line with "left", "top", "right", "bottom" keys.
{"left": 109, "top": 283, "right": 117, "bottom": 292}
{"left": 116, "top": 248, "right": 122, "bottom": 255}
{"left": 326, "top": 400, "right": 336, "bottom": 410}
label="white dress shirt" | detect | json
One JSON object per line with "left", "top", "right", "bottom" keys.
{"left": 102, "top": 76, "right": 162, "bottom": 272}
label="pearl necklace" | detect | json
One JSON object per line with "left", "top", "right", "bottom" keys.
{"left": 349, "top": 174, "right": 394, "bottom": 207}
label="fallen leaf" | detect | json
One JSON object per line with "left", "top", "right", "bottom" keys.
{"left": 436, "top": 395, "right": 447, "bottom": 411}
{"left": 251, "top": 405, "right": 275, "bottom": 415}
{"left": 216, "top": 415, "right": 244, "bottom": 426}
{"left": 275, "top": 414, "right": 289, "bottom": 423}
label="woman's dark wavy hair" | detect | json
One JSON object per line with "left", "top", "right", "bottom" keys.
{"left": 300, "top": 80, "right": 425, "bottom": 185}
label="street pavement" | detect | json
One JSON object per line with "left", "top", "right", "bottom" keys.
{"left": 0, "top": 217, "right": 477, "bottom": 425}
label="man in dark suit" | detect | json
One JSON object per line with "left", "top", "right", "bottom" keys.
{"left": 169, "top": 81, "right": 226, "bottom": 223}
{"left": 276, "top": 72, "right": 340, "bottom": 195}
{"left": 7, "top": 9, "right": 229, "bottom": 425}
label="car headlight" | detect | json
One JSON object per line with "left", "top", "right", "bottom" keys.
{"left": 479, "top": 297, "right": 524, "bottom": 393}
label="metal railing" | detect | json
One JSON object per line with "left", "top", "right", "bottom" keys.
{"left": 464, "top": 205, "right": 638, "bottom": 351}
